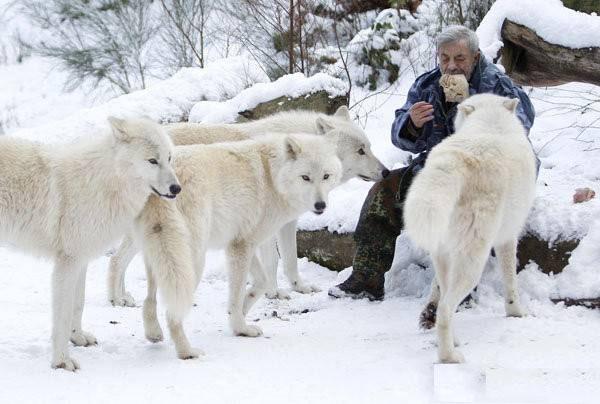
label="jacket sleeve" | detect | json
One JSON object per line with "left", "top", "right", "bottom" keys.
{"left": 494, "top": 75, "right": 535, "bottom": 133}
{"left": 390, "top": 80, "right": 427, "bottom": 154}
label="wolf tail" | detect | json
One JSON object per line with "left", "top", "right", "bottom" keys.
{"left": 403, "top": 152, "right": 467, "bottom": 251}
{"left": 141, "top": 209, "right": 197, "bottom": 321}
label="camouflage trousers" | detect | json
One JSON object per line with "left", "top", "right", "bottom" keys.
{"left": 351, "top": 167, "right": 417, "bottom": 283}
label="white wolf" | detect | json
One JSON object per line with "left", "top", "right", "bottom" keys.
{"left": 108, "top": 106, "right": 388, "bottom": 306}
{"left": 403, "top": 94, "right": 536, "bottom": 363}
{"left": 134, "top": 133, "right": 342, "bottom": 359}
{"left": 0, "top": 117, "right": 179, "bottom": 371}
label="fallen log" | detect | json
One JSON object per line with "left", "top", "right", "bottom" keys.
{"left": 551, "top": 298, "right": 600, "bottom": 310}
{"left": 500, "top": 19, "right": 600, "bottom": 87}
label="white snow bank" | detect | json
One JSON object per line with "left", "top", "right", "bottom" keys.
{"left": 188, "top": 72, "right": 348, "bottom": 123}
{"left": 477, "top": 0, "right": 600, "bottom": 61}
{"left": 10, "top": 56, "right": 268, "bottom": 143}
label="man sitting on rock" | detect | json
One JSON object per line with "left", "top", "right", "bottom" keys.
{"left": 329, "top": 25, "right": 537, "bottom": 301}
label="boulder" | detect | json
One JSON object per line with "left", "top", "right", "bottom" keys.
{"left": 236, "top": 90, "right": 349, "bottom": 122}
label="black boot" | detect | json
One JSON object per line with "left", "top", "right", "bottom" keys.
{"left": 328, "top": 272, "right": 384, "bottom": 301}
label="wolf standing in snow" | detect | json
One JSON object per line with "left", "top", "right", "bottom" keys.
{"left": 108, "top": 106, "right": 388, "bottom": 306}
{"left": 404, "top": 94, "right": 537, "bottom": 363}
{"left": 134, "top": 133, "right": 342, "bottom": 359}
{"left": 0, "top": 117, "right": 180, "bottom": 370}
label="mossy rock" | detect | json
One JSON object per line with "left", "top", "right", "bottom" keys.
{"left": 562, "top": 0, "right": 600, "bottom": 14}
{"left": 236, "top": 90, "right": 349, "bottom": 122}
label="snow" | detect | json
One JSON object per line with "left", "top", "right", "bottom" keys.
{"left": 1, "top": 3, "right": 600, "bottom": 402}
{"left": 477, "top": 0, "right": 600, "bottom": 61}
{"left": 188, "top": 72, "right": 348, "bottom": 124}
{"left": 9, "top": 56, "right": 268, "bottom": 143}
{"left": 2, "top": 247, "right": 600, "bottom": 403}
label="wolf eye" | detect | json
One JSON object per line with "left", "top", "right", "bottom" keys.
{"left": 302, "top": 175, "right": 310, "bottom": 181}
{"left": 323, "top": 174, "right": 330, "bottom": 180}
{"left": 168, "top": 155, "right": 172, "bottom": 163}
{"left": 358, "top": 148, "right": 366, "bottom": 155}
{"left": 148, "top": 158, "right": 158, "bottom": 165}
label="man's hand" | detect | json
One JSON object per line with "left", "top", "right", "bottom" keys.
{"left": 409, "top": 101, "right": 434, "bottom": 128}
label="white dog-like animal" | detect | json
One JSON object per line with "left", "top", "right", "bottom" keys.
{"left": 0, "top": 117, "right": 179, "bottom": 370}
{"left": 134, "top": 133, "right": 342, "bottom": 359}
{"left": 404, "top": 94, "right": 536, "bottom": 363}
{"left": 108, "top": 106, "right": 388, "bottom": 306}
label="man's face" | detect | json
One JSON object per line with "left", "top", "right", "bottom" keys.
{"left": 438, "top": 39, "right": 480, "bottom": 80}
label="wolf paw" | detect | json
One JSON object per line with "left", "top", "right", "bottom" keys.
{"left": 439, "top": 350, "right": 465, "bottom": 364}
{"left": 506, "top": 303, "right": 526, "bottom": 318}
{"left": 292, "top": 282, "right": 321, "bottom": 294}
{"left": 70, "top": 330, "right": 98, "bottom": 347}
{"left": 111, "top": 292, "right": 136, "bottom": 307}
{"left": 234, "top": 324, "right": 263, "bottom": 337}
{"left": 265, "top": 288, "right": 291, "bottom": 300}
{"left": 145, "top": 327, "right": 164, "bottom": 343}
{"left": 52, "top": 356, "right": 80, "bottom": 372}
{"left": 177, "top": 347, "right": 204, "bottom": 360}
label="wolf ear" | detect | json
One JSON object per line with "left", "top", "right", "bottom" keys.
{"left": 503, "top": 98, "right": 519, "bottom": 113}
{"left": 458, "top": 104, "right": 475, "bottom": 116}
{"left": 107, "top": 116, "right": 130, "bottom": 143}
{"left": 316, "top": 117, "right": 335, "bottom": 135}
{"left": 333, "top": 105, "right": 351, "bottom": 120}
{"left": 285, "top": 136, "right": 302, "bottom": 160}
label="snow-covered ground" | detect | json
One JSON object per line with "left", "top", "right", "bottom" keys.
{"left": 2, "top": 1, "right": 600, "bottom": 402}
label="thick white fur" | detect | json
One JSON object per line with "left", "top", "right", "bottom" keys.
{"left": 0, "top": 117, "right": 179, "bottom": 371}
{"left": 134, "top": 133, "right": 342, "bottom": 359}
{"left": 108, "top": 106, "right": 388, "bottom": 306}
{"left": 404, "top": 94, "right": 536, "bottom": 363}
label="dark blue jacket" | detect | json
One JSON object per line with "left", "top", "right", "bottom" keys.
{"left": 391, "top": 56, "right": 537, "bottom": 172}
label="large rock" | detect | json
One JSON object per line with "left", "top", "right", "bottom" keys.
{"left": 236, "top": 90, "right": 349, "bottom": 122}
{"left": 297, "top": 229, "right": 579, "bottom": 274}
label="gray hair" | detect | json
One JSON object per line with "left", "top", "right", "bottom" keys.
{"left": 436, "top": 25, "right": 479, "bottom": 54}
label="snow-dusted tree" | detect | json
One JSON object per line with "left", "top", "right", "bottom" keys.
{"left": 156, "top": 0, "right": 215, "bottom": 75}
{"left": 22, "top": 0, "right": 157, "bottom": 94}
{"left": 217, "top": 0, "right": 331, "bottom": 79}
{"left": 434, "top": 0, "right": 496, "bottom": 31}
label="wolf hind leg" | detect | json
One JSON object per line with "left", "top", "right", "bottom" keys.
{"left": 108, "top": 234, "right": 138, "bottom": 307}
{"left": 227, "top": 241, "right": 263, "bottom": 337}
{"left": 243, "top": 254, "right": 268, "bottom": 316}
{"left": 495, "top": 238, "right": 526, "bottom": 317}
{"left": 70, "top": 265, "right": 97, "bottom": 347}
{"left": 436, "top": 250, "right": 487, "bottom": 363}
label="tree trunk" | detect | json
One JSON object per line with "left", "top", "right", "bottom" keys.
{"left": 289, "top": 0, "right": 295, "bottom": 74}
{"left": 500, "top": 19, "right": 600, "bottom": 87}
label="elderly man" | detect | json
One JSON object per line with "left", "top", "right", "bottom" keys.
{"left": 329, "top": 25, "right": 537, "bottom": 301}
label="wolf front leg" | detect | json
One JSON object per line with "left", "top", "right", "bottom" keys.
{"left": 227, "top": 240, "right": 263, "bottom": 337}
{"left": 259, "top": 237, "right": 290, "bottom": 299}
{"left": 51, "top": 255, "right": 84, "bottom": 371}
{"left": 107, "top": 234, "right": 138, "bottom": 307}
{"left": 278, "top": 220, "right": 320, "bottom": 294}
{"left": 70, "top": 265, "right": 97, "bottom": 347}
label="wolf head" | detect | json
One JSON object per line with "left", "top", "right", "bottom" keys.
{"left": 107, "top": 116, "right": 181, "bottom": 199}
{"left": 454, "top": 93, "right": 520, "bottom": 131}
{"left": 315, "top": 106, "right": 389, "bottom": 183}
{"left": 274, "top": 134, "right": 342, "bottom": 215}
